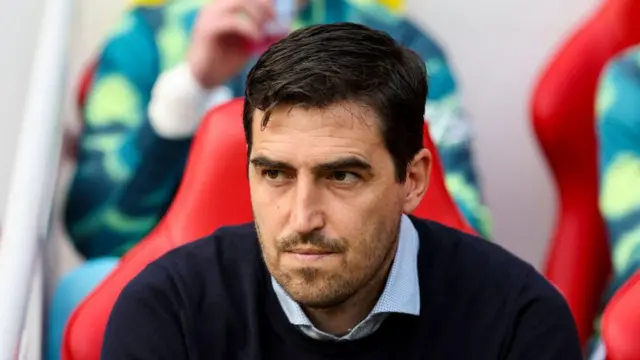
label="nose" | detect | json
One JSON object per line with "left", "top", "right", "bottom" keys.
{"left": 289, "top": 177, "right": 325, "bottom": 234}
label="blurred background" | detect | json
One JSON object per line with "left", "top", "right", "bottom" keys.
{"left": 0, "top": 0, "right": 602, "bottom": 275}
{"left": 1, "top": 0, "right": 638, "bottom": 359}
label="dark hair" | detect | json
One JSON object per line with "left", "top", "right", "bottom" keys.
{"left": 243, "top": 22, "right": 427, "bottom": 182}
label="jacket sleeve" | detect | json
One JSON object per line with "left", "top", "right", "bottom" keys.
{"left": 64, "top": 8, "right": 192, "bottom": 259}
{"left": 101, "top": 262, "right": 189, "bottom": 359}
{"left": 596, "top": 46, "right": 640, "bottom": 300}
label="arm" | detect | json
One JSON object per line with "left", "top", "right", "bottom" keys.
{"left": 596, "top": 47, "right": 640, "bottom": 299}
{"left": 101, "top": 262, "right": 188, "bottom": 359}
{"left": 399, "top": 20, "right": 492, "bottom": 238}
{"left": 65, "top": 7, "right": 223, "bottom": 259}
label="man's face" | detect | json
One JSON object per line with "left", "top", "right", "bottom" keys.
{"left": 249, "top": 102, "right": 419, "bottom": 308}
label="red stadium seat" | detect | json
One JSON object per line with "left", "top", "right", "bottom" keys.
{"left": 601, "top": 270, "right": 640, "bottom": 360}
{"left": 63, "top": 61, "right": 97, "bottom": 161}
{"left": 77, "top": 61, "right": 96, "bottom": 111}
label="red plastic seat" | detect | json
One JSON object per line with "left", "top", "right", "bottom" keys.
{"left": 63, "top": 62, "right": 96, "bottom": 161}
{"left": 529, "top": 0, "right": 640, "bottom": 345}
{"left": 62, "top": 98, "right": 474, "bottom": 360}
{"left": 602, "top": 270, "right": 640, "bottom": 360}
{"left": 77, "top": 61, "right": 96, "bottom": 111}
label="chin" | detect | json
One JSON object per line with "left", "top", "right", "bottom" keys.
{"left": 275, "top": 267, "right": 323, "bottom": 292}
{"left": 279, "top": 270, "right": 353, "bottom": 309}
{"left": 285, "top": 286, "right": 345, "bottom": 309}
{"left": 291, "top": 289, "right": 355, "bottom": 310}
{"left": 289, "top": 266, "right": 324, "bottom": 285}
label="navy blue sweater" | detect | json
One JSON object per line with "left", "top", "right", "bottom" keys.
{"left": 101, "top": 217, "right": 582, "bottom": 359}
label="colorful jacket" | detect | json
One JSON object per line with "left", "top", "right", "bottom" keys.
{"left": 65, "top": 0, "right": 491, "bottom": 258}
{"left": 596, "top": 45, "right": 640, "bottom": 304}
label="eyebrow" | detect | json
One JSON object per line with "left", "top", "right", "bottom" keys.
{"left": 249, "top": 156, "right": 295, "bottom": 171}
{"left": 249, "top": 155, "right": 372, "bottom": 173}
{"left": 314, "top": 156, "right": 372, "bottom": 173}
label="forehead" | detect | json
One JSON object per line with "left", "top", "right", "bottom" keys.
{"left": 250, "top": 102, "right": 387, "bottom": 162}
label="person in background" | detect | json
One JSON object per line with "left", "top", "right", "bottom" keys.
{"left": 101, "top": 23, "right": 580, "bottom": 359}
{"left": 377, "top": 0, "right": 404, "bottom": 13}
{"left": 591, "top": 44, "right": 640, "bottom": 352}
{"left": 65, "top": 0, "right": 491, "bottom": 259}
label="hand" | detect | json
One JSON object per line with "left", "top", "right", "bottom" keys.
{"left": 187, "top": 0, "right": 274, "bottom": 89}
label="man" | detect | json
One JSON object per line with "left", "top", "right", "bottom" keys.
{"left": 65, "top": 0, "right": 491, "bottom": 259}
{"left": 101, "top": 23, "right": 580, "bottom": 359}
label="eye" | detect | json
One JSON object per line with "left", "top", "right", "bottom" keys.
{"left": 261, "top": 169, "right": 294, "bottom": 183}
{"left": 262, "top": 169, "right": 283, "bottom": 180}
{"left": 329, "top": 171, "right": 360, "bottom": 183}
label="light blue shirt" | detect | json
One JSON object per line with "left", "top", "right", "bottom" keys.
{"left": 272, "top": 214, "right": 421, "bottom": 341}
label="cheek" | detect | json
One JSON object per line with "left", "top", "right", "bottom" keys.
{"left": 326, "top": 185, "right": 402, "bottom": 257}
{"left": 250, "top": 182, "right": 288, "bottom": 250}
{"left": 326, "top": 183, "right": 402, "bottom": 226}
{"left": 344, "top": 208, "right": 400, "bottom": 269}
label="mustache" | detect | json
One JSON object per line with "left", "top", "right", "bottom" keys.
{"left": 277, "top": 231, "right": 347, "bottom": 253}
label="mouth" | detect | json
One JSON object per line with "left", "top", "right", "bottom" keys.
{"left": 287, "top": 247, "right": 335, "bottom": 255}
{"left": 285, "top": 247, "right": 338, "bottom": 261}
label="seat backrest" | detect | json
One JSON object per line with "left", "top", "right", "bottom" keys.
{"left": 62, "top": 98, "right": 473, "bottom": 360}
{"left": 601, "top": 270, "right": 640, "bottom": 360}
{"left": 63, "top": 61, "right": 97, "bottom": 161}
{"left": 529, "top": 0, "right": 640, "bottom": 345}
{"left": 77, "top": 61, "right": 96, "bottom": 111}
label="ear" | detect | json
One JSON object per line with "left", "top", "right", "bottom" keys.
{"left": 402, "top": 149, "right": 431, "bottom": 213}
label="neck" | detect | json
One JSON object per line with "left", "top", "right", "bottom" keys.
{"left": 303, "top": 240, "right": 399, "bottom": 336}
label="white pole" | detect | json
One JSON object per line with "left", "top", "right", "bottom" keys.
{"left": 0, "top": 0, "right": 73, "bottom": 356}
